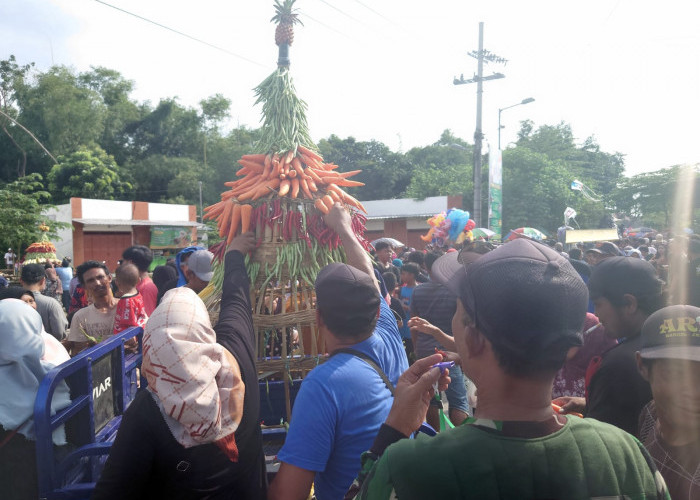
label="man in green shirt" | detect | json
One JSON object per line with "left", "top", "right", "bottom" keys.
{"left": 351, "top": 238, "right": 669, "bottom": 500}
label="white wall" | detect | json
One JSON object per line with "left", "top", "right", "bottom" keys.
{"left": 148, "top": 202, "right": 189, "bottom": 222}
{"left": 42, "top": 204, "right": 73, "bottom": 261}
{"left": 82, "top": 199, "right": 132, "bottom": 220}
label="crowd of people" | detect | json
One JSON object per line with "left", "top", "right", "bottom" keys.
{"left": 0, "top": 215, "right": 698, "bottom": 500}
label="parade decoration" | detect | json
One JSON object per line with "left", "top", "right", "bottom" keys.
{"left": 420, "top": 209, "right": 476, "bottom": 247}
{"left": 23, "top": 223, "right": 60, "bottom": 265}
{"left": 199, "top": 1, "right": 370, "bottom": 419}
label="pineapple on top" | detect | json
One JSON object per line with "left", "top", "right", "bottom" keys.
{"left": 272, "top": 0, "right": 303, "bottom": 46}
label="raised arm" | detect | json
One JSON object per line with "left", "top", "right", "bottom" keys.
{"left": 323, "top": 203, "right": 378, "bottom": 292}
{"left": 215, "top": 232, "right": 256, "bottom": 357}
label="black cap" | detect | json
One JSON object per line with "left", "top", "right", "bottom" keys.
{"left": 21, "top": 264, "right": 46, "bottom": 285}
{"left": 588, "top": 257, "right": 661, "bottom": 301}
{"left": 585, "top": 241, "right": 623, "bottom": 257}
{"left": 452, "top": 239, "right": 588, "bottom": 353}
{"left": 315, "top": 263, "right": 381, "bottom": 334}
{"left": 640, "top": 305, "right": 700, "bottom": 361}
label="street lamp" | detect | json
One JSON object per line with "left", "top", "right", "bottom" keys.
{"left": 498, "top": 97, "right": 534, "bottom": 150}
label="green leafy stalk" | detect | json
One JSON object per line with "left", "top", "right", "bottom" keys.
{"left": 253, "top": 67, "right": 316, "bottom": 154}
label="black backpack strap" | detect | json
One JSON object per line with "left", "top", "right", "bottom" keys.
{"left": 331, "top": 348, "right": 395, "bottom": 396}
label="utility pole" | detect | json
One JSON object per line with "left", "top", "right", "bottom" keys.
{"left": 198, "top": 181, "right": 203, "bottom": 223}
{"left": 453, "top": 22, "right": 506, "bottom": 227}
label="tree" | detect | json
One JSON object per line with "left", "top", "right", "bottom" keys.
{"left": 48, "top": 146, "right": 132, "bottom": 204}
{"left": 318, "top": 135, "right": 411, "bottom": 201}
{"left": 0, "top": 55, "right": 35, "bottom": 177}
{"left": 16, "top": 66, "right": 106, "bottom": 167}
{"left": 403, "top": 138, "right": 473, "bottom": 204}
{"left": 125, "top": 155, "right": 201, "bottom": 203}
{"left": 78, "top": 67, "right": 142, "bottom": 165}
{"left": 501, "top": 147, "right": 574, "bottom": 233}
{"left": 0, "top": 173, "right": 62, "bottom": 252}
{"left": 613, "top": 165, "right": 700, "bottom": 229}
{"left": 122, "top": 99, "right": 204, "bottom": 160}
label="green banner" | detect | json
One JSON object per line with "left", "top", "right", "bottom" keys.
{"left": 488, "top": 150, "right": 503, "bottom": 240}
{"left": 150, "top": 226, "right": 194, "bottom": 249}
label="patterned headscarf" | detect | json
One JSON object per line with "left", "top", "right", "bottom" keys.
{"left": 142, "top": 287, "right": 244, "bottom": 461}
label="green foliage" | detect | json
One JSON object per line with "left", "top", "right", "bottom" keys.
{"left": 124, "top": 155, "right": 201, "bottom": 204}
{"left": 17, "top": 66, "right": 106, "bottom": 160}
{"left": 0, "top": 173, "right": 63, "bottom": 251}
{"left": 48, "top": 146, "right": 131, "bottom": 203}
{"left": 403, "top": 140, "right": 473, "bottom": 203}
{"left": 614, "top": 165, "right": 700, "bottom": 229}
{"left": 501, "top": 147, "right": 573, "bottom": 233}
{"left": 318, "top": 135, "right": 412, "bottom": 201}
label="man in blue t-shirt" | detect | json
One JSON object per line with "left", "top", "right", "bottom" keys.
{"left": 268, "top": 203, "right": 408, "bottom": 500}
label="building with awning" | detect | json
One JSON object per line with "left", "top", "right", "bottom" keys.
{"left": 45, "top": 198, "right": 199, "bottom": 270}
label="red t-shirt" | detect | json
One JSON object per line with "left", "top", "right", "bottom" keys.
{"left": 113, "top": 292, "right": 148, "bottom": 335}
{"left": 136, "top": 276, "right": 158, "bottom": 315}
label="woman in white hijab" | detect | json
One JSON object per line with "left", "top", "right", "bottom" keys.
{"left": 0, "top": 299, "right": 71, "bottom": 500}
{"left": 93, "top": 286, "right": 247, "bottom": 499}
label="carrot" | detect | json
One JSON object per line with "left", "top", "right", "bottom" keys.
{"left": 235, "top": 167, "right": 250, "bottom": 177}
{"left": 232, "top": 176, "right": 261, "bottom": 195}
{"left": 203, "top": 201, "right": 222, "bottom": 213}
{"left": 240, "top": 204, "right": 253, "bottom": 233}
{"left": 314, "top": 198, "right": 329, "bottom": 214}
{"left": 306, "top": 168, "right": 323, "bottom": 184}
{"left": 325, "top": 163, "right": 339, "bottom": 170}
{"left": 290, "top": 178, "right": 300, "bottom": 198}
{"left": 328, "top": 190, "right": 341, "bottom": 203}
{"left": 337, "top": 169, "right": 361, "bottom": 178}
{"left": 308, "top": 179, "right": 318, "bottom": 192}
{"left": 241, "top": 154, "right": 267, "bottom": 163}
{"left": 237, "top": 160, "right": 265, "bottom": 174}
{"left": 334, "top": 179, "right": 365, "bottom": 187}
{"left": 264, "top": 153, "right": 272, "bottom": 169}
{"left": 299, "top": 154, "right": 322, "bottom": 169}
{"left": 322, "top": 194, "right": 335, "bottom": 211}
{"left": 279, "top": 179, "right": 291, "bottom": 197}
{"left": 218, "top": 201, "right": 233, "bottom": 237}
{"left": 317, "top": 171, "right": 342, "bottom": 179}
{"left": 300, "top": 178, "right": 312, "bottom": 199}
{"left": 283, "top": 150, "right": 294, "bottom": 165}
{"left": 262, "top": 161, "right": 272, "bottom": 179}
{"left": 252, "top": 178, "right": 280, "bottom": 201}
{"left": 291, "top": 157, "right": 305, "bottom": 176}
{"left": 298, "top": 145, "right": 323, "bottom": 162}
{"left": 203, "top": 202, "right": 225, "bottom": 220}
{"left": 227, "top": 203, "right": 242, "bottom": 245}
{"left": 288, "top": 169, "right": 297, "bottom": 178}
{"left": 343, "top": 192, "right": 367, "bottom": 213}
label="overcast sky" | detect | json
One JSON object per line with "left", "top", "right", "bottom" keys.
{"left": 4, "top": 0, "right": 699, "bottom": 176}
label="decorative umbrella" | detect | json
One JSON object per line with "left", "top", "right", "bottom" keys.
{"left": 371, "top": 237, "right": 404, "bottom": 249}
{"left": 472, "top": 228, "right": 495, "bottom": 239}
{"left": 505, "top": 227, "right": 547, "bottom": 241}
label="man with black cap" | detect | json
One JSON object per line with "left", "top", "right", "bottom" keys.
{"left": 349, "top": 239, "right": 668, "bottom": 499}
{"left": 268, "top": 204, "right": 407, "bottom": 500}
{"left": 637, "top": 305, "right": 700, "bottom": 500}
{"left": 554, "top": 256, "right": 662, "bottom": 436}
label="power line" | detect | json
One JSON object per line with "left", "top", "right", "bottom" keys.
{"left": 93, "top": 0, "right": 269, "bottom": 69}
{"left": 347, "top": 0, "right": 404, "bottom": 30}
{"left": 315, "top": 0, "right": 362, "bottom": 23}
{"left": 302, "top": 12, "right": 354, "bottom": 41}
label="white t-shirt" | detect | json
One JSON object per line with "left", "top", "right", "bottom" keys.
{"left": 4, "top": 251, "right": 15, "bottom": 266}
{"left": 67, "top": 303, "right": 117, "bottom": 344}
